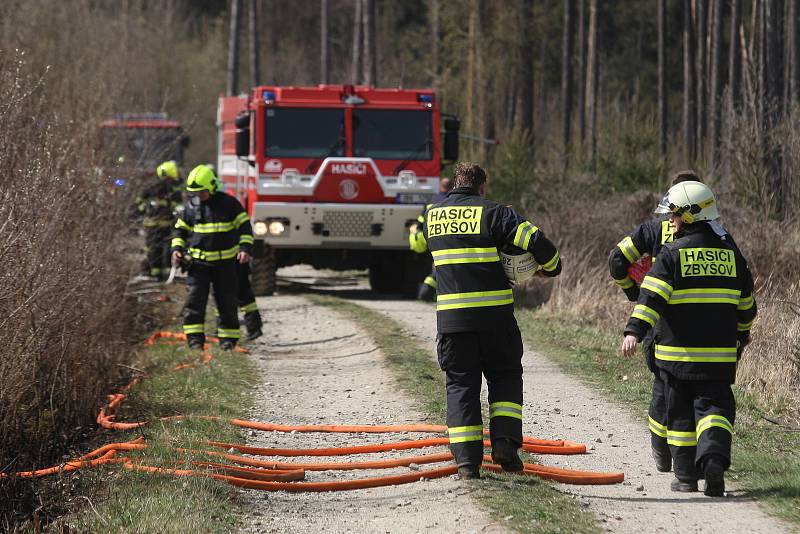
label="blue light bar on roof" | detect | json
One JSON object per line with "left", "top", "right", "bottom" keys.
{"left": 262, "top": 90, "right": 276, "bottom": 104}
{"left": 417, "top": 94, "right": 433, "bottom": 104}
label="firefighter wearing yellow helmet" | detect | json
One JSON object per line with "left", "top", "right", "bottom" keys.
{"left": 621, "top": 180, "right": 756, "bottom": 497}
{"left": 171, "top": 165, "right": 254, "bottom": 350}
{"left": 136, "top": 160, "right": 183, "bottom": 280}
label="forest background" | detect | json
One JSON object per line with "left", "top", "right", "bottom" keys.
{"left": 1, "top": 0, "right": 798, "bottom": 524}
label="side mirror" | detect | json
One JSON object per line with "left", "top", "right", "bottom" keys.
{"left": 235, "top": 113, "right": 250, "bottom": 158}
{"left": 443, "top": 117, "right": 460, "bottom": 162}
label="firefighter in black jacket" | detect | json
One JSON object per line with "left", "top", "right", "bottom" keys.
{"left": 171, "top": 165, "right": 254, "bottom": 350}
{"left": 608, "top": 170, "right": 700, "bottom": 473}
{"left": 137, "top": 160, "right": 183, "bottom": 279}
{"left": 418, "top": 163, "right": 562, "bottom": 479}
{"left": 621, "top": 181, "right": 756, "bottom": 496}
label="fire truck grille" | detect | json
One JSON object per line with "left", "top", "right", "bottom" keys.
{"left": 322, "top": 210, "right": 374, "bottom": 237}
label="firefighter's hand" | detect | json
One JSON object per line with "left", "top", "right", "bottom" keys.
{"left": 621, "top": 335, "right": 639, "bottom": 358}
{"left": 171, "top": 250, "right": 183, "bottom": 265}
{"left": 237, "top": 251, "right": 252, "bottom": 264}
{"left": 409, "top": 223, "right": 419, "bottom": 233}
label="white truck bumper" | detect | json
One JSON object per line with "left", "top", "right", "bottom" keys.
{"left": 251, "top": 202, "right": 423, "bottom": 249}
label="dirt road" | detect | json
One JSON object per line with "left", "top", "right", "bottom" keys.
{"left": 238, "top": 294, "right": 508, "bottom": 534}
{"left": 237, "top": 267, "right": 791, "bottom": 533}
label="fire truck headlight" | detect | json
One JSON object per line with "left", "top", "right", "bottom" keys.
{"left": 268, "top": 221, "right": 286, "bottom": 235}
{"left": 399, "top": 170, "right": 416, "bottom": 187}
{"left": 253, "top": 221, "right": 268, "bottom": 236}
{"left": 282, "top": 169, "right": 300, "bottom": 185}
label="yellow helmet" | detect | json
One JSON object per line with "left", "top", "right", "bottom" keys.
{"left": 186, "top": 164, "right": 219, "bottom": 193}
{"left": 666, "top": 181, "right": 720, "bottom": 223}
{"left": 157, "top": 160, "right": 180, "bottom": 180}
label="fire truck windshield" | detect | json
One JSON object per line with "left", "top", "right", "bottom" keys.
{"left": 265, "top": 108, "right": 345, "bottom": 158}
{"left": 353, "top": 110, "right": 432, "bottom": 160}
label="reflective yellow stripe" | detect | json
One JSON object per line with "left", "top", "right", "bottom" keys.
{"left": 654, "top": 345, "right": 738, "bottom": 363}
{"left": 447, "top": 425, "right": 484, "bottom": 443}
{"left": 239, "top": 234, "right": 254, "bottom": 245}
{"left": 431, "top": 247, "right": 500, "bottom": 266}
{"left": 436, "top": 289, "right": 514, "bottom": 311}
{"left": 668, "top": 288, "right": 741, "bottom": 305}
{"left": 696, "top": 414, "right": 734, "bottom": 438}
{"left": 640, "top": 275, "right": 673, "bottom": 301}
{"left": 513, "top": 221, "right": 539, "bottom": 250}
{"left": 614, "top": 276, "right": 634, "bottom": 289}
{"left": 737, "top": 320, "right": 753, "bottom": 332}
{"left": 240, "top": 302, "right": 259, "bottom": 313}
{"left": 738, "top": 295, "right": 754, "bottom": 311}
{"left": 541, "top": 251, "right": 560, "bottom": 272}
{"left": 632, "top": 304, "right": 660, "bottom": 327}
{"left": 217, "top": 327, "right": 241, "bottom": 339}
{"left": 171, "top": 238, "right": 186, "bottom": 248}
{"left": 233, "top": 212, "right": 250, "bottom": 228}
{"left": 489, "top": 401, "right": 523, "bottom": 420}
{"left": 193, "top": 221, "right": 235, "bottom": 233}
{"left": 183, "top": 324, "right": 204, "bottom": 334}
{"left": 175, "top": 218, "right": 192, "bottom": 231}
{"left": 667, "top": 428, "right": 698, "bottom": 447}
{"left": 648, "top": 416, "right": 668, "bottom": 438}
{"left": 616, "top": 236, "right": 642, "bottom": 263}
{"left": 188, "top": 245, "right": 240, "bottom": 261}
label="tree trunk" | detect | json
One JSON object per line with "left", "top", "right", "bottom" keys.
{"left": 586, "top": 0, "right": 598, "bottom": 165}
{"left": 466, "top": 0, "right": 479, "bottom": 136}
{"left": 249, "top": 0, "right": 260, "bottom": 86}
{"left": 577, "top": 0, "right": 587, "bottom": 144}
{"left": 518, "top": 0, "right": 535, "bottom": 136}
{"left": 683, "top": 0, "right": 696, "bottom": 164}
{"left": 729, "top": 0, "right": 742, "bottom": 110}
{"left": 561, "top": 0, "right": 576, "bottom": 162}
{"left": 351, "top": 0, "right": 362, "bottom": 84}
{"left": 657, "top": 0, "right": 667, "bottom": 155}
{"left": 430, "top": 0, "right": 440, "bottom": 87}
{"left": 363, "top": 0, "right": 377, "bottom": 85}
{"left": 709, "top": 0, "right": 723, "bottom": 169}
{"left": 227, "top": 0, "right": 241, "bottom": 96}
{"left": 765, "top": 0, "right": 784, "bottom": 214}
{"left": 320, "top": 0, "right": 329, "bottom": 84}
{"left": 696, "top": 0, "right": 707, "bottom": 157}
{"left": 789, "top": 0, "right": 800, "bottom": 104}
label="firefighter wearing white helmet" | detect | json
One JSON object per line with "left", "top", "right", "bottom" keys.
{"left": 415, "top": 162, "right": 562, "bottom": 479}
{"left": 620, "top": 180, "right": 756, "bottom": 497}
{"left": 171, "top": 165, "right": 254, "bottom": 351}
{"left": 608, "top": 170, "right": 701, "bottom": 474}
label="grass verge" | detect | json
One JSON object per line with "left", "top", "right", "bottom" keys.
{"left": 60, "top": 333, "right": 257, "bottom": 533}
{"left": 309, "top": 294, "right": 600, "bottom": 534}
{"left": 518, "top": 309, "right": 800, "bottom": 526}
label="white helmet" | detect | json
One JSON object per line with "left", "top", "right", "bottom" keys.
{"left": 500, "top": 246, "right": 540, "bottom": 283}
{"left": 653, "top": 192, "right": 671, "bottom": 214}
{"left": 666, "top": 181, "right": 720, "bottom": 223}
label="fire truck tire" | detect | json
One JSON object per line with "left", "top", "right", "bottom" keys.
{"left": 251, "top": 249, "right": 277, "bottom": 296}
{"left": 368, "top": 252, "right": 396, "bottom": 294}
{"left": 401, "top": 251, "right": 432, "bottom": 298}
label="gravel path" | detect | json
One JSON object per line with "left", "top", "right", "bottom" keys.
{"left": 349, "top": 295, "right": 793, "bottom": 533}
{"left": 238, "top": 293, "right": 509, "bottom": 534}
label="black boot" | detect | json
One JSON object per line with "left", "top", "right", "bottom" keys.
{"left": 652, "top": 445, "right": 672, "bottom": 473}
{"left": 491, "top": 438, "right": 524, "bottom": 473}
{"left": 187, "top": 336, "right": 204, "bottom": 350}
{"left": 703, "top": 456, "right": 726, "bottom": 497}
{"left": 243, "top": 328, "right": 263, "bottom": 342}
{"left": 219, "top": 340, "right": 236, "bottom": 351}
{"left": 670, "top": 477, "right": 698, "bottom": 492}
{"left": 456, "top": 465, "right": 481, "bottom": 480}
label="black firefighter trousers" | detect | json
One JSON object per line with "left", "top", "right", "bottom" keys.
{"left": 183, "top": 260, "right": 240, "bottom": 346}
{"left": 215, "top": 262, "right": 263, "bottom": 335}
{"left": 660, "top": 370, "right": 736, "bottom": 482}
{"left": 643, "top": 332, "right": 670, "bottom": 462}
{"left": 437, "top": 321, "right": 524, "bottom": 468}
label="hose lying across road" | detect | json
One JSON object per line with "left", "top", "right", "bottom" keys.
{"left": 0, "top": 331, "right": 625, "bottom": 490}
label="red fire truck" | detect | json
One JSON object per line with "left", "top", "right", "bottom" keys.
{"left": 100, "top": 113, "right": 188, "bottom": 175}
{"left": 218, "top": 84, "right": 459, "bottom": 296}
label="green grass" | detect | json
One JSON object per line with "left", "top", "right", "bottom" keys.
{"left": 63, "top": 337, "right": 257, "bottom": 533}
{"left": 310, "top": 295, "right": 600, "bottom": 534}
{"left": 518, "top": 309, "right": 800, "bottom": 526}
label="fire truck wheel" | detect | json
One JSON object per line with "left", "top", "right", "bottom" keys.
{"left": 368, "top": 252, "right": 396, "bottom": 294}
{"left": 401, "top": 252, "right": 433, "bottom": 299}
{"left": 251, "top": 249, "right": 277, "bottom": 296}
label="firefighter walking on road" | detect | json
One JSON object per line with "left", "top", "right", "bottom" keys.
{"left": 137, "top": 160, "right": 183, "bottom": 280}
{"left": 608, "top": 170, "right": 703, "bottom": 474}
{"left": 417, "top": 162, "right": 562, "bottom": 479}
{"left": 171, "top": 164, "right": 254, "bottom": 350}
{"left": 621, "top": 181, "right": 756, "bottom": 496}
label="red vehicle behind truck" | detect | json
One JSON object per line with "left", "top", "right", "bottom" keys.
{"left": 218, "top": 84, "right": 459, "bottom": 296}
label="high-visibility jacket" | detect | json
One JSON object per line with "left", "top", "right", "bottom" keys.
{"left": 170, "top": 192, "right": 253, "bottom": 262}
{"left": 624, "top": 223, "right": 757, "bottom": 383}
{"left": 609, "top": 216, "right": 675, "bottom": 299}
{"left": 136, "top": 178, "right": 183, "bottom": 228}
{"left": 420, "top": 187, "right": 562, "bottom": 332}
